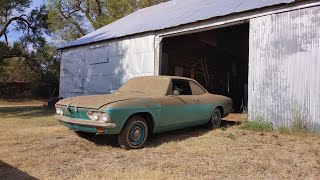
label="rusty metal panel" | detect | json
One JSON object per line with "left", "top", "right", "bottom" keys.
{"left": 248, "top": 6, "right": 320, "bottom": 131}
{"left": 59, "top": 33, "right": 155, "bottom": 98}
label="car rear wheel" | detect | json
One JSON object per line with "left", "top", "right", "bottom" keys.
{"left": 117, "top": 116, "right": 148, "bottom": 150}
{"left": 209, "top": 108, "right": 222, "bottom": 128}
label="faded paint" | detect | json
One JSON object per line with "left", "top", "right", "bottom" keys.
{"left": 249, "top": 6, "right": 320, "bottom": 131}
{"left": 55, "top": 76, "right": 233, "bottom": 134}
{"left": 59, "top": 33, "right": 155, "bottom": 98}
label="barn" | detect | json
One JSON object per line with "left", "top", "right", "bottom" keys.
{"left": 58, "top": 0, "right": 320, "bottom": 130}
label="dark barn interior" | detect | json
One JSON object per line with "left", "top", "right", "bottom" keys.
{"left": 161, "top": 23, "right": 249, "bottom": 112}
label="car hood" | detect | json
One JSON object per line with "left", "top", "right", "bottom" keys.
{"left": 56, "top": 93, "right": 141, "bottom": 109}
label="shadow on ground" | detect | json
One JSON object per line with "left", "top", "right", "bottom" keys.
{"left": 82, "top": 120, "right": 239, "bottom": 148}
{"left": 0, "top": 106, "right": 55, "bottom": 119}
{"left": 0, "top": 161, "right": 37, "bottom": 180}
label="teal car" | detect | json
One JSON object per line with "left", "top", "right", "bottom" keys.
{"left": 55, "top": 76, "right": 232, "bottom": 149}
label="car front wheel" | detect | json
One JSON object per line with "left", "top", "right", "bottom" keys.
{"left": 117, "top": 116, "right": 148, "bottom": 150}
{"left": 209, "top": 108, "right": 222, "bottom": 128}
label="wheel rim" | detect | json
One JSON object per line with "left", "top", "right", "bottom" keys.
{"left": 128, "top": 121, "right": 146, "bottom": 147}
{"left": 212, "top": 111, "right": 221, "bottom": 127}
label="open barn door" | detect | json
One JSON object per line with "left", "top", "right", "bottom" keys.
{"left": 160, "top": 23, "right": 249, "bottom": 112}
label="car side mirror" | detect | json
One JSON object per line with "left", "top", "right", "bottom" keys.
{"left": 173, "top": 90, "right": 180, "bottom": 96}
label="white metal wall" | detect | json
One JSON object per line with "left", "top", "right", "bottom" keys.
{"left": 249, "top": 6, "right": 320, "bottom": 130}
{"left": 59, "top": 33, "right": 155, "bottom": 98}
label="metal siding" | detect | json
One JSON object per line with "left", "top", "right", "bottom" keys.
{"left": 59, "top": 33, "right": 155, "bottom": 98}
{"left": 61, "top": 0, "right": 295, "bottom": 48}
{"left": 249, "top": 6, "right": 320, "bottom": 131}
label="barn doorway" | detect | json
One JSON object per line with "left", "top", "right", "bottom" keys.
{"left": 160, "top": 23, "right": 249, "bottom": 112}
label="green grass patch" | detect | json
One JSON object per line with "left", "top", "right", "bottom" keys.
{"left": 240, "top": 117, "right": 273, "bottom": 132}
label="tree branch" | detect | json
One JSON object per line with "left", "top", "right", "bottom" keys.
{"left": 74, "top": 0, "right": 95, "bottom": 28}
{"left": 4, "top": 33, "right": 8, "bottom": 45}
{"left": 94, "top": 0, "right": 102, "bottom": 16}
{"left": 0, "top": 15, "right": 33, "bottom": 38}
{"left": 84, "top": 0, "right": 95, "bottom": 27}
{"left": 58, "top": 0, "right": 86, "bottom": 36}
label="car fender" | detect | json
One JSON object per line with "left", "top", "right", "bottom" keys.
{"left": 99, "top": 98, "right": 161, "bottom": 134}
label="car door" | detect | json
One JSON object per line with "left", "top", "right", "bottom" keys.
{"left": 189, "top": 81, "right": 213, "bottom": 123}
{"left": 159, "top": 79, "right": 199, "bottom": 131}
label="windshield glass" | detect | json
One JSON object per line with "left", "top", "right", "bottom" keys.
{"left": 117, "top": 77, "right": 170, "bottom": 96}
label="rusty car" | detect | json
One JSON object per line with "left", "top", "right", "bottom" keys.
{"left": 54, "top": 76, "right": 233, "bottom": 149}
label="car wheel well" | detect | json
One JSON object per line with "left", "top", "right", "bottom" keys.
{"left": 216, "top": 106, "right": 224, "bottom": 116}
{"left": 127, "top": 112, "right": 154, "bottom": 135}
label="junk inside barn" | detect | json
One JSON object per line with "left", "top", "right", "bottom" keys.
{"left": 161, "top": 23, "right": 249, "bottom": 112}
{"left": 58, "top": 0, "right": 320, "bottom": 131}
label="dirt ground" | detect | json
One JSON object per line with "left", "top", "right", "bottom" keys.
{"left": 0, "top": 105, "right": 319, "bottom": 179}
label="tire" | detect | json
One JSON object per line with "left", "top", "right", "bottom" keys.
{"left": 75, "top": 131, "right": 95, "bottom": 138}
{"left": 117, "top": 116, "right": 148, "bottom": 150}
{"left": 208, "top": 108, "right": 222, "bottom": 129}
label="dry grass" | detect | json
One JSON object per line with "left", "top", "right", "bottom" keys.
{"left": 0, "top": 98, "right": 47, "bottom": 107}
{"left": 0, "top": 106, "right": 320, "bottom": 179}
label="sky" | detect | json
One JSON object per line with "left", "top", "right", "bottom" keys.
{"left": 1, "top": 0, "right": 47, "bottom": 43}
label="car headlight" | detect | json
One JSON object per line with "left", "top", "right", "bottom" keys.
{"left": 100, "top": 113, "right": 110, "bottom": 123}
{"left": 87, "top": 111, "right": 110, "bottom": 123}
{"left": 56, "top": 108, "right": 63, "bottom": 115}
{"left": 92, "top": 112, "right": 100, "bottom": 121}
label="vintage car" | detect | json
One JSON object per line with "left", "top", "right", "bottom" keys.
{"left": 55, "top": 76, "right": 232, "bottom": 149}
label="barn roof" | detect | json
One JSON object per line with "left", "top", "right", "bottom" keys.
{"left": 60, "top": 0, "right": 295, "bottom": 49}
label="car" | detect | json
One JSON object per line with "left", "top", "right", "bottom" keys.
{"left": 54, "top": 76, "right": 233, "bottom": 149}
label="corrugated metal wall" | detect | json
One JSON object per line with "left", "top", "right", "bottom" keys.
{"left": 249, "top": 6, "right": 320, "bottom": 131}
{"left": 59, "top": 33, "right": 155, "bottom": 98}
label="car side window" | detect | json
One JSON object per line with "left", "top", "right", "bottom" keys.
{"left": 171, "top": 79, "right": 192, "bottom": 95}
{"left": 190, "top": 81, "right": 206, "bottom": 95}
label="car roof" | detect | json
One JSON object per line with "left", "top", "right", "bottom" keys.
{"left": 134, "top": 76, "right": 195, "bottom": 81}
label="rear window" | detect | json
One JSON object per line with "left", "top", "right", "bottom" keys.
{"left": 190, "top": 81, "right": 206, "bottom": 95}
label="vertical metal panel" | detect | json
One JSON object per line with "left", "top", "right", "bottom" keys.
{"left": 59, "top": 33, "right": 155, "bottom": 98}
{"left": 249, "top": 6, "right": 320, "bottom": 131}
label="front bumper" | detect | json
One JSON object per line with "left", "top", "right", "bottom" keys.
{"left": 54, "top": 115, "right": 116, "bottom": 129}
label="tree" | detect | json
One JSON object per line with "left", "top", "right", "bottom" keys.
{"left": 0, "top": 0, "right": 31, "bottom": 44}
{"left": 0, "top": 1, "right": 49, "bottom": 61}
{"left": 47, "top": 0, "right": 169, "bottom": 41}
{"left": 0, "top": 1, "right": 59, "bottom": 97}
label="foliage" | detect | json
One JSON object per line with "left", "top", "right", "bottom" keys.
{"left": 241, "top": 117, "right": 274, "bottom": 132}
{"left": 0, "top": 0, "right": 38, "bottom": 42}
{"left": 0, "top": 0, "right": 59, "bottom": 98}
{"left": 0, "top": 42, "right": 60, "bottom": 97}
{"left": 47, "top": 0, "right": 169, "bottom": 41}
{"left": 1, "top": 0, "right": 169, "bottom": 98}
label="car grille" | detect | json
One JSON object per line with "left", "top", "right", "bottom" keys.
{"left": 62, "top": 106, "right": 90, "bottom": 120}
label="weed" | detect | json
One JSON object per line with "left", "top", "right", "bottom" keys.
{"left": 240, "top": 117, "right": 273, "bottom": 132}
{"left": 227, "top": 133, "right": 236, "bottom": 140}
{"left": 220, "top": 127, "right": 227, "bottom": 131}
{"left": 290, "top": 107, "right": 313, "bottom": 133}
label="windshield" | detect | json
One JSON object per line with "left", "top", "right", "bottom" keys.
{"left": 117, "top": 77, "right": 170, "bottom": 96}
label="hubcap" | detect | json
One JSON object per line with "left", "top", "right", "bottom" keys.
{"left": 128, "top": 122, "right": 146, "bottom": 146}
{"left": 133, "top": 129, "right": 141, "bottom": 139}
{"left": 212, "top": 112, "right": 221, "bottom": 127}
